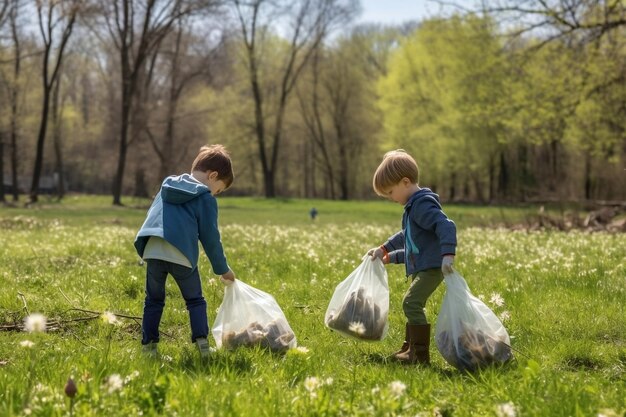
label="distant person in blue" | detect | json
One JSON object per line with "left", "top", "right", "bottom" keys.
{"left": 134, "top": 144, "right": 236, "bottom": 359}
{"left": 367, "top": 149, "right": 457, "bottom": 365}
{"left": 310, "top": 207, "right": 318, "bottom": 221}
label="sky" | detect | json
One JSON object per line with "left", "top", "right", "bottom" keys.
{"left": 356, "top": 0, "right": 475, "bottom": 25}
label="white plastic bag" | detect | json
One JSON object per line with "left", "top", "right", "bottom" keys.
{"left": 212, "top": 279, "right": 296, "bottom": 352}
{"left": 435, "top": 271, "right": 513, "bottom": 371}
{"left": 325, "top": 257, "right": 389, "bottom": 341}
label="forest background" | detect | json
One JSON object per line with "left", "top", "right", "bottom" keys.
{"left": 0, "top": 0, "right": 624, "bottom": 205}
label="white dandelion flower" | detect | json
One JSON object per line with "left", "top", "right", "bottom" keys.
{"left": 303, "top": 376, "right": 321, "bottom": 393}
{"left": 490, "top": 293, "right": 505, "bottom": 307}
{"left": 101, "top": 311, "right": 120, "bottom": 326}
{"left": 499, "top": 311, "right": 511, "bottom": 321}
{"left": 496, "top": 401, "right": 517, "bottom": 417}
{"left": 24, "top": 313, "right": 47, "bottom": 333}
{"left": 388, "top": 380, "right": 406, "bottom": 397}
{"left": 20, "top": 340, "right": 35, "bottom": 348}
{"left": 348, "top": 321, "right": 366, "bottom": 336}
{"left": 104, "top": 374, "right": 123, "bottom": 394}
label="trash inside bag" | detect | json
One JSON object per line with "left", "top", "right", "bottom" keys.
{"left": 212, "top": 279, "right": 296, "bottom": 352}
{"left": 435, "top": 271, "right": 513, "bottom": 371}
{"left": 325, "top": 257, "right": 389, "bottom": 341}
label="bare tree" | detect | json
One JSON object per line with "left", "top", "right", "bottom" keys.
{"left": 0, "top": 0, "right": 15, "bottom": 203}
{"left": 97, "top": 0, "right": 215, "bottom": 206}
{"left": 435, "top": 0, "right": 626, "bottom": 44}
{"left": 296, "top": 47, "right": 336, "bottom": 199}
{"left": 8, "top": 0, "right": 21, "bottom": 202}
{"left": 29, "top": 0, "right": 80, "bottom": 203}
{"left": 143, "top": 19, "right": 216, "bottom": 181}
{"left": 230, "top": 0, "right": 358, "bottom": 197}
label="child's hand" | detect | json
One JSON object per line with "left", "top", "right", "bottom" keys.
{"left": 441, "top": 255, "right": 455, "bottom": 275}
{"left": 367, "top": 246, "right": 389, "bottom": 264}
{"left": 220, "top": 270, "right": 235, "bottom": 285}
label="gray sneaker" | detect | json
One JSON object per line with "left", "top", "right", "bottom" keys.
{"left": 195, "top": 338, "right": 211, "bottom": 359}
{"left": 142, "top": 342, "right": 158, "bottom": 358}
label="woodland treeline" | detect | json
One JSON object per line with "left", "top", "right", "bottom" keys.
{"left": 0, "top": 0, "right": 624, "bottom": 204}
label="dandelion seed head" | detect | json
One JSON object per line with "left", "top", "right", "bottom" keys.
{"left": 303, "top": 376, "right": 321, "bottom": 393}
{"left": 101, "top": 311, "right": 119, "bottom": 326}
{"left": 490, "top": 293, "right": 505, "bottom": 307}
{"left": 104, "top": 374, "right": 123, "bottom": 394}
{"left": 389, "top": 380, "right": 406, "bottom": 397}
{"left": 20, "top": 340, "right": 35, "bottom": 348}
{"left": 496, "top": 401, "right": 517, "bottom": 417}
{"left": 499, "top": 311, "right": 511, "bottom": 321}
{"left": 24, "top": 313, "right": 47, "bottom": 333}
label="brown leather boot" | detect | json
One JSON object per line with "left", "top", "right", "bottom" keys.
{"left": 392, "top": 323, "right": 409, "bottom": 359}
{"left": 395, "top": 324, "right": 430, "bottom": 365}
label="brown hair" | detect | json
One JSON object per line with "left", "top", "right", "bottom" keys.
{"left": 372, "top": 149, "right": 419, "bottom": 196}
{"left": 191, "top": 144, "right": 234, "bottom": 188}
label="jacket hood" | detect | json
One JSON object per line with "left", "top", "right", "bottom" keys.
{"left": 405, "top": 188, "right": 441, "bottom": 209}
{"left": 161, "top": 174, "right": 210, "bottom": 204}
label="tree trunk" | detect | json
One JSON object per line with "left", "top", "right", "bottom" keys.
{"left": 0, "top": 133, "right": 5, "bottom": 203}
{"left": 584, "top": 150, "right": 592, "bottom": 200}
{"left": 112, "top": 89, "right": 131, "bottom": 206}
{"left": 498, "top": 150, "right": 508, "bottom": 201}
{"left": 51, "top": 69, "right": 65, "bottom": 200}
{"left": 30, "top": 88, "right": 51, "bottom": 203}
{"left": 10, "top": 0, "right": 20, "bottom": 202}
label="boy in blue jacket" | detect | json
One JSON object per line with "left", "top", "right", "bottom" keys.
{"left": 368, "top": 149, "right": 457, "bottom": 365}
{"left": 134, "top": 144, "right": 236, "bottom": 358}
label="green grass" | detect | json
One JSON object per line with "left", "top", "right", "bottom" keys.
{"left": 0, "top": 196, "right": 624, "bottom": 416}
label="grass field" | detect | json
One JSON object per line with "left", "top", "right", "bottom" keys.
{"left": 0, "top": 196, "right": 625, "bottom": 416}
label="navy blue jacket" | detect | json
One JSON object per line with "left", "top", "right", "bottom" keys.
{"left": 383, "top": 188, "right": 456, "bottom": 276}
{"left": 134, "top": 174, "right": 229, "bottom": 275}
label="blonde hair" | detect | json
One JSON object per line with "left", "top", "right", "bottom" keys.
{"left": 191, "top": 144, "right": 234, "bottom": 188}
{"left": 372, "top": 149, "right": 419, "bottom": 196}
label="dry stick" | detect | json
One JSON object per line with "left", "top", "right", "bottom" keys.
{"left": 17, "top": 292, "right": 30, "bottom": 315}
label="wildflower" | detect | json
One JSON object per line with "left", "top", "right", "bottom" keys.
{"left": 207, "top": 278, "right": 217, "bottom": 286}
{"left": 303, "top": 376, "right": 321, "bottom": 393}
{"left": 496, "top": 402, "right": 517, "bottom": 417}
{"left": 20, "top": 340, "right": 35, "bottom": 348}
{"left": 104, "top": 374, "right": 123, "bottom": 394}
{"left": 64, "top": 378, "right": 77, "bottom": 398}
{"left": 24, "top": 313, "right": 47, "bottom": 333}
{"left": 324, "top": 377, "right": 333, "bottom": 386}
{"left": 499, "top": 311, "right": 511, "bottom": 321}
{"left": 101, "top": 311, "right": 119, "bottom": 326}
{"left": 294, "top": 346, "right": 309, "bottom": 354}
{"left": 490, "top": 293, "right": 505, "bottom": 307}
{"left": 371, "top": 386, "right": 380, "bottom": 395}
{"left": 348, "top": 321, "right": 366, "bottom": 336}
{"left": 124, "top": 370, "right": 140, "bottom": 384}
{"left": 388, "top": 380, "right": 406, "bottom": 398}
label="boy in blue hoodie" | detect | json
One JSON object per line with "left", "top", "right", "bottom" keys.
{"left": 368, "top": 149, "right": 457, "bottom": 365}
{"left": 134, "top": 144, "right": 236, "bottom": 358}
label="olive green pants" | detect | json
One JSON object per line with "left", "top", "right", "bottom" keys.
{"left": 402, "top": 268, "right": 444, "bottom": 325}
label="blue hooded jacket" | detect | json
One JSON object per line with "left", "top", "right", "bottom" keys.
{"left": 134, "top": 174, "right": 229, "bottom": 275}
{"left": 382, "top": 188, "right": 456, "bottom": 276}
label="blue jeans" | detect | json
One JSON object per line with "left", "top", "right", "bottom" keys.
{"left": 142, "top": 259, "right": 208, "bottom": 344}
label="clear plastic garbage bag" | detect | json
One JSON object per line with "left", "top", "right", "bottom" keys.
{"left": 212, "top": 279, "right": 296, "bottom": 352}
{"left": 435, "top": 270, "right": 513, "bottom": 371}
{"left": 325, "top": 257, "right": 389, "bottom": 341}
